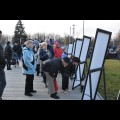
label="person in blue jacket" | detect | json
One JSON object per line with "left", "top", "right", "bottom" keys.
{"left": 22, "top": 40, "right": 37, "bottom": 96}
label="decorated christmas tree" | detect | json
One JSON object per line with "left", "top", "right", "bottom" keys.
{"left": 12, "top": 20, "right": 27, "bottom": 44}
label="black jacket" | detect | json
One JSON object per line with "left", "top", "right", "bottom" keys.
{"left": 63, "top": 62, "right": 77, "bottom": 77}
{"left": 39, "top": 49, "right": 49, "bottom": 61}
{"left": 0, "top": 45, "right": 6, "bottom": 70}
{"left": 47, "top": 45, "right": 54, "bottom": 59}
{"left": 5, "top": 44, "right": 12, "bottom": 56}
{"left": 42, "top": 58, "right": 63, "bottom": 78}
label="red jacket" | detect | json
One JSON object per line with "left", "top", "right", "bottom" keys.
{"left": 54, "top": 42, "right": 63, "bottom": 58}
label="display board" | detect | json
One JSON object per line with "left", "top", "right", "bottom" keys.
{"left": 67, "top": 43, "right": 73, "bottom": 57}
{"left": 72, "top": 41, "right": 76, "bottom": 56}
{"left": 72, "top": 36, "right": 91, "bottom": 89}
{"left": 82, "top": 28, "right": 112, "bottom": 100}
{"left": 74, "top": 39, "right": 83, "bottom": 58}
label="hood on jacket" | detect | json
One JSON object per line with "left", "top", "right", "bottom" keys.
{"left": 55, "top": 42, "right": 60, "bottom": 47}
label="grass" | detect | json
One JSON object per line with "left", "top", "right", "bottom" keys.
{"left": 98, "top": 59, "right": 120, "bottom": 100}
{"left": 86, "top": 59, "right": 120, "bottom": 100}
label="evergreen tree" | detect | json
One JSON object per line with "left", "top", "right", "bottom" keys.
{"left": 12, "top": 20, "right": 27, "bottom": 44}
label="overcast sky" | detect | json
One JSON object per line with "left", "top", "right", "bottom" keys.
{"left": 0, "top": 20, "right": 120, "bottom": 39}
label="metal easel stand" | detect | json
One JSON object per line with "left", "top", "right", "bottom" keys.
{"left": 80, "top": 61, "right": 88, "bottom": 93}
{"left": 88, "top": 67, "right": 107, "bottom": 100}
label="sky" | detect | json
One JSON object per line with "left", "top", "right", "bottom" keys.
{"left": 0, "top": 20, "right": 120, "bottom": 39}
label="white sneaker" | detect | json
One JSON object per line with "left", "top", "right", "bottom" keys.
{"left": 67, "top": 89, "right": 70, "bottom": 92}
{"left": 63, "top": 90, "right": 68, "bottom": 94}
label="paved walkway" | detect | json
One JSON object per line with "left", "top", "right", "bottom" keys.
{"left": 2, "top": 61, "right": 81, "bottom": 100}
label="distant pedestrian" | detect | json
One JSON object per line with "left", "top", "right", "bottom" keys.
{"left": 54, "top": 42, "right": 63, "bottom": 58}
{"left": 45, "top": 39, "right": 54, "bottom": 59}
{"left": 5, "top": 41, "right": 12, "bottom": 70}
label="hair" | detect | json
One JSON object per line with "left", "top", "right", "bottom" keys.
{"left": 70, "top": 56, "right": 80, "bottom": 63}
{"left": 45, "top": 39, "right": 49, "bottom": 42}
{"left": 7, "top": 41, "right": 10, "bottom": 45}
{"left": 40, "top": 42, "right": 47, "bottom": 48}
{"left": 26, "top": 40, "right": 34, "bottom": 46}
{"left": 0, "top": 30, "right": 2, "bottom": 34}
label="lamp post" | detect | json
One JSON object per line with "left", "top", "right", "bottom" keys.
{"left": 69, "top": 27, "right": 71, "bottom": 43}
{"left": 73, "top": 24, "right": 75, "bottom": 39}
{"left": 83, "top": 20, "right": 84, "bottom": 38}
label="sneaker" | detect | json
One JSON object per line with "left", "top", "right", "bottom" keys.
{"left": 31, "top": 90, "right": 37, "bottom": 93}
{"left": 63, "top": 90, "right": 68, "bottom": 94}
{"left": 67, "top": 89, "right": 70, "bottom": 92}
{"left": 24, "top": 93, "right": 33, "bottom": 96}
{"left": 44, "top": 83, "right": 48, "bottom": 88}
{"left": 50, "top": 94, "right": 60, "bottom": 99}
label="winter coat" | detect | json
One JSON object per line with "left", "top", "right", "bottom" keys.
{"left": 0, "top": 45, "right": 6, "bottom": 71}
{"left": 42, "top": 58, "right": 64, "bottom": 78}
{"left": 54, "top": 43, "right": 63, "bottom": 58}
{"left": 39, "top": 48, "right": 50, "bottom": 61}
{"left": 22, "top": 47, "right": 36, "bottom": 75}
{"left": 47, "top": 45, "right": 54, "bottom": 59}
{"left": 5, "top": 44, "right": 12, "bottom": 59}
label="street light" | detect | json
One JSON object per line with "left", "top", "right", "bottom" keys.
{"left": 83, "top": 20, "right": 84, "bottom": 38}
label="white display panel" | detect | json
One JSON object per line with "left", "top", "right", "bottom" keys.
{"left": 80, "top": 37, "right": 91, "bottom": 76}
{"left": 74, "top": 40, "right": 82, "bottom": 58}
{"left": 67, "top": 44, "right": 73, "bottom": 57}
{"left": 72, "top": 42, "right": 76, "bottom": 56}
{"left": 82, "top": 29, "right": 112, "bottom": 100}
{"left": 73, "top": 66, "right": 80, "bottom": 87}
{"left": 73, "top": 37, "right": 91, "bottom": 89}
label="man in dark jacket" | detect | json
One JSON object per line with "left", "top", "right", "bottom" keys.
{"left": 45, "top": 39, "right": 54, "bottom": 59}
{"left": 0, "top": 44, "right": 7, "bottom": 100}
{"left": 42, "top": 57, "right": 70, "bottom": 99}
{"left": 5, "top": 41, "right": 12, "bottom": 70}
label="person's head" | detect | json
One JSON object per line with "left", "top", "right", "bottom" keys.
{"left": 7, "top": 41, "right": 10, "bottom": 45}
{"left": 62, "top": 57, "right": 70, "bottom": 67}
{"left": 40, "top": 42, "right": 47, "bottom": 50}
{"left": 55, "top": 42, "right": 60, "bottom": 48}
{"left": 45, "top": 39, "right": 50, "bottom": 45}
{"left": 70, "top": 56, "right": 80, "bottom": 66}
{"left": 26, "top": 40, "right": 34, "bottom": 48}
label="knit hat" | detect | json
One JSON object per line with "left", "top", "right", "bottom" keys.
{"left": 63, "top": 57, "right": 70, "bottom": 64}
